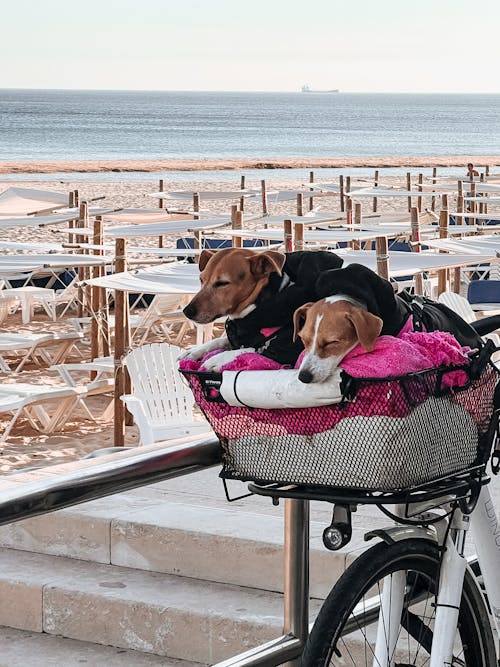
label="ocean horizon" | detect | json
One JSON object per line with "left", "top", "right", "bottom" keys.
{"left": 1, "top": 89, "right": 499, "bottom": 163}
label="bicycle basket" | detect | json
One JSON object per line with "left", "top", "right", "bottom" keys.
{"left": 181, "top": 346, "right": 499, "bottom": 493}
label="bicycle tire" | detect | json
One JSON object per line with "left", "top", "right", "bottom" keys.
{"left": 302, "top": 538, "right": 496, "bottom": 666}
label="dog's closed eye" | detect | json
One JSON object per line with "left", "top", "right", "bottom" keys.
{"left": 213, "top": 280, "right": 230, "bottom": 288}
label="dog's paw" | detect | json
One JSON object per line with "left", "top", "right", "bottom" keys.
{"left": 178, "top": 337, "right": 229, "bottom": 362}
{"left": 178, "top": 345, "right": 206, "bottom": 362}
{"left": 201, "top": 348, "right": 253, "bottom": 372}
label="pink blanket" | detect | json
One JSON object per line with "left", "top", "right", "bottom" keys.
{"left": 340, "top": 331, "right": 470, "bottom": 378}
{"left": 179, "top": 331, "right": 471, "bottom": 378}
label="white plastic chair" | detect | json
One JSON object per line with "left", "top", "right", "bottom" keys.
{"left": 122, "top": 343, "right": 212, "bottom": 446}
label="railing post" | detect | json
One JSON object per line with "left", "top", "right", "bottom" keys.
{"left": 283, "top": 498, "right": 309, "bottom": 667}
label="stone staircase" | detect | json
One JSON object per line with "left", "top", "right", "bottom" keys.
{"left": 0, "top": 464, "right": 496, "bottom": 665}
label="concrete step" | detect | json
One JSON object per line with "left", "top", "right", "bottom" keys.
{"left": 0, "top": 468, "right": 389, "bottom": 599}
{"left": 0, "top": 547, "right": 322, "bottom": 664}
{"left": 0, "top": 626, "right": 202, "bottom": 667}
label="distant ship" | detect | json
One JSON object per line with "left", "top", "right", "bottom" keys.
{"left": 301, "top": 85, "right": 339, "bottom": 93}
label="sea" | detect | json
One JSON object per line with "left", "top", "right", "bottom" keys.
{"left": 1, "top": 89, "right": 499, "bottom": 182}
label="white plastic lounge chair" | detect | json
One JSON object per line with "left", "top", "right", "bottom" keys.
{"left": 35, "top": 280, "right": 80, "bottom": 320}
{"left": 0, "top": 332, "right": 83, "bottom": 374}
{"left": 51, "top": 356, "right": 114, "bottom": 421}
{"left": 0, "top": 383, "right": 85, "bottom": 443}
{"left": 70, "top": 293, "right": 199, "bottom": 347}
{"left": 0, "top": 294, "right": 18, "bottom": 326}
{"left": 1, "top": 286, "right": 56, "bottom": 323}
{"left": 121, "top": 343, "right": 212, "bottom": 446}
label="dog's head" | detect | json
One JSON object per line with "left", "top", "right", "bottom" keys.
{"left": 183, "top": 248, "right": 286, "bottom": 324}
{"left": 293, "top": 297, "right": 383, "bottom": 383}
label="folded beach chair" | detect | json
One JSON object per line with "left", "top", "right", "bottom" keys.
{"left": 70, "top": 293, "right": 200, "bottom": 347}
{"left": 51, "top": 356, "right": 115, "bottom": 421}
{"left": 0, "top": 332, "right": 83, "bottom": 374}
{"left": 0, "top": 383, "right": 86, "bottom": 443}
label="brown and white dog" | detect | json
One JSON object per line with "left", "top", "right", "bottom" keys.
{"left": 180, "top": 247, "right": 344, "bottom": 370}
{"left": 293, "top": 296, "right": 383, "bottom": 383}
{"left": 180, "top": 247, "right": 286, "bottom": 370}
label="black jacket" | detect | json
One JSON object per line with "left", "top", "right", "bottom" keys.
{"left": 225, "top": 251, "right": 343, "bottom": 366}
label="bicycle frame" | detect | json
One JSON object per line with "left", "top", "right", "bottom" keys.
{"left": 372, "top": 484, "right": 500, "bottom": 665}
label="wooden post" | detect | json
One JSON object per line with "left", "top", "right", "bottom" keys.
{"left": 294, "top": 223, "right": 304, "bottom": 252}
{"left": 77, "top": 201, "right": 88, "bottom": 318}
{"left": 431, "top": 167, "right": 437, "bottom": 212}
{"left": 417, "top": 173, "right": 423, "bottom": 212}
{"left": 411, "top": 207, "right": 424, "bottom": 295}
{"left": 352, "top": 203, "right": 362, "bottom": 250}
{"left": 309, "top": 171, "right": 314, "bottom": 211}
{"left": 406, "top": 172, "right": 412, "bottom": 212}
{"left": 284, "top": 220, "right": 293, "bottom": 253}
{"left": 354, "top": 202, "right": 362, "bottom": 226}
{"left": 296, "top": 193, "right": 304, "bottom": 216}
{"left": 346, "top": 197, "right": 353, "bottom": 226}
{"left": 193, "top": 230, "right": 202, "bottom": 258}
{"left": 437, "top": 208, "right": 449, "bottom": 296}
{"left": 479, "top": 173, "right": 484, "bottom": 215}
{"left": 91, "top": 216, "right": 104, "bottom": 365}
{"left": 261, "top": 180, "right": 268, "bottom": 216}
{"left": 345, "top": 176, "right": 351, "bottom": 197}
{"left": 193, "top": 192, "right": 200, "bottom": 220}
{"left": 232, "top": 207, "right": 243, "bottom": 248}
{"left": 457, "top": 193, "right": 464, "bottom": 226}
{"left": 485, "top": 165, "right": 490, "bottom": 177}
{"left": 469, "top": 182, "right": 476, "bottom": 226}
{"left": 158, "top": 179, "right": 164, "bottom": 209}
{"left": 113, "top": 238, "right": 131, "bottom": 447}
{"left": 339, "top": 175, "right": 345, "bottom": 212}
{"left": 240, "top": 175, "right": 245, "bottom": 212}
{"left": 375, "top": 236, "right": 389, "bottom": 281}
{"left": 68, "top": 191, "right": 75, "bottom": 244}
{"left": 73, "top": 189, "right": 79, "bottom": 208}
{"left": 373, "top": 169, "right": 379, "bottom": 212}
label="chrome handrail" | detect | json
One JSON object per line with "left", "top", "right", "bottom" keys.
{"left": 0, "top": 436, "right": 309, "bottom": 667}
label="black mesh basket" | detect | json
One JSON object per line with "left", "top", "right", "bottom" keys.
{"left": 181, "top": 346, "right": 499, "bottom": 493}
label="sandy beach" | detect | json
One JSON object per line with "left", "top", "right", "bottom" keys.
{"left": 0, "top": 166, "right": 496, "bottom": 473}
{"left": 2, "top": 156, "right": 500, "bottom": 174}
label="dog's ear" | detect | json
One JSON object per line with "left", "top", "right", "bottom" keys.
{"left": 248, "top": 250, "right": 285, "bottom": 278}
{"left": 199, "top": 249, "right": 216, "bottom": 271}
{"left": 347, "top": 309, "right": 383, "bottom": 351}
{"left": 293, "top": 303, "right": 314, "bottom": 341}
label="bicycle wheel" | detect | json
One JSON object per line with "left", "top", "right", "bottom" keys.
{"left": 302, "top": 538, "right": 496, "bottom": 666}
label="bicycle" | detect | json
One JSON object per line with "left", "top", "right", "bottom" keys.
{"left": 184, "top": 326, "right": 500, "bottom": 666}
{"left": 250, "top": 465, "right": 500, "bottom": 666}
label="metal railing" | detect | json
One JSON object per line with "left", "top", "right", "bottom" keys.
{"left": 0, "top": 436, "right": 309, "bottom": 667}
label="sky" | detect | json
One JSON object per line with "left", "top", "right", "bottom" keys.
{"left": 2, "top": 0, "right": 499, "bottom": 93}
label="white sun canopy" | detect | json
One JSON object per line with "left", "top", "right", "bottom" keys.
{"left": 346, "top": 188, "right": 447, "bottom": 198}
{"left": 0, "top": 254, "right": 108, "bottom": 272}
{"left": 147, "top": 190, "right": 260, "bottom": 200}
{"left": 0, "top": 187, "right": 69, "bottom": 216}
{"left": 106, "top": 218, "right": 231, "bottom": 237}
{"left": 84, "top": 249, "right": 498, "bottom": 294}
{"left": 86, "top": 262, "right": 202, "bottom": 294}
{"left": 422, "top": 235, "right": 500, "bottom": 254}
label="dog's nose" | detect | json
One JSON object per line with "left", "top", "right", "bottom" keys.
{"left": 298, "top": 369, "right": 313, "bottom": 384}
{"left": 183, "top": 303, "right": 196, "bottom": 320}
